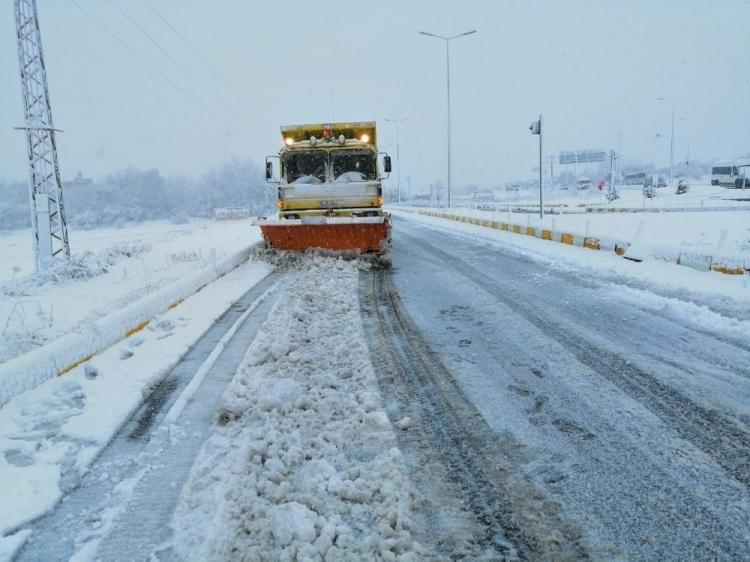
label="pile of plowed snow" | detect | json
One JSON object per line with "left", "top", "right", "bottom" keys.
{"left": 171, "top": 256, "right": 425, "bottom": 561}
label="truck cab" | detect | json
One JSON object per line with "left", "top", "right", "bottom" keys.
{"left": 266, "top": 122, "right": 390, "bottom": 219}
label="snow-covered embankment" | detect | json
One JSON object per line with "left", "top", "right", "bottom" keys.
{"left": 0, "top": 245, "right": 258, "bottom": 407}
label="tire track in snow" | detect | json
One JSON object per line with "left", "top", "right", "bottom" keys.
{"left": 401, "top": 230, "right": 750, "bottom": 489}
{"left": 359, "top": 267, "right": 590, "bottom": 561}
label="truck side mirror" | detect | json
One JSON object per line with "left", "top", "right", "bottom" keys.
{"left": 265, "top": 161, "right": 273, "bottom": 181}
{"left": 384, "top": 155, "right": 392, "bottom": 174}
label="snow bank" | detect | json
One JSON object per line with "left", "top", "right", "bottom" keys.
{"left": 0, "top": 244, "right": 259, "bottom": 407}
{"left": 171, "top": 257, "right": 425, "bottom": 561}
{"left": 403, "top": 207, "right": 750, "bottom": 276}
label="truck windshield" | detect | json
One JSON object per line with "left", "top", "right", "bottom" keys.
{"left": 284, "top": 151, "right": 327, "bottom": 183}
{"left": 331, "top": 150, "right": 377, "bottom": 181}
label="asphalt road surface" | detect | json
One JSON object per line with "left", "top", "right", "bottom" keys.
{"left": 372, "top": 214, "right": 749, "bottom": 561}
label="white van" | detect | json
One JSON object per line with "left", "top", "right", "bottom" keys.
{"left": 711, "top": 161, "right": 745, "bottom": 187}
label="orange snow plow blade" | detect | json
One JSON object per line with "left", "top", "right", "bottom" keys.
{"left": 260, "top": 217, "right": 390, "bottom": 255}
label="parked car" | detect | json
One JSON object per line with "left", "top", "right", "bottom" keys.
{"left": 576, "top": 177, "right": 592, "bottom": 190}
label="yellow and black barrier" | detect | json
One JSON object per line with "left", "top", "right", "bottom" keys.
{"left": 405, "top": 209, "right": 748, "bottom": 277}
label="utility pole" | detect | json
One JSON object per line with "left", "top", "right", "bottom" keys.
{"left": 384, "top": 117, "right": 410, "bottom": 205}
{"left": 15, "top": 0, "right": 70, "bottom": 272}
{"left": 419, "top": 29, "right": 477, "bottom": 209}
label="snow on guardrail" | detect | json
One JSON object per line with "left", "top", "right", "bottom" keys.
{"left": 0, "top": 243, "right": 261, "bottom": 407}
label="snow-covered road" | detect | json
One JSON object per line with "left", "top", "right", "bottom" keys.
{"left": 384, "top": 215, "right": 750, "bottom": 560}
{"left": 5, "top": 213, "right": 749, "bottom": 561}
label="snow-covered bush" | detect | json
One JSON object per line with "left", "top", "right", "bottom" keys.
{"left": 0, "top": 241, "right": 152, "bottom": 297}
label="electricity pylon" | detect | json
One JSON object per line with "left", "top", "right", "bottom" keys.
{"left": 15, "top": 0, "right": 70, "bottom": 271}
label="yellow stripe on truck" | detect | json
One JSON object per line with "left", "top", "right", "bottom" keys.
{"left": 283, "top": 197, "right": 380, "bottom": 210}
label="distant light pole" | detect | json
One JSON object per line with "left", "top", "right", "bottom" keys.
{"left": 384, "top": 117, "right": 410, "bottom": 205}
{"left": 529, "top": 114, "right": 543, "bottom": 219}
{"left": 657, "top": 97, "right": 675, "bottom": 185}
{"left": 610, "top": 121, "right": 623, "bottom": 179}
{"left": 656, "top": 133, "right": 690, "bottom": 175}
{"left": 419, "top": 29, "right": 477, "bottom": 208}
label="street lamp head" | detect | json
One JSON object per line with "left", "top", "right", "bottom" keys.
{"left": 420, "top": 30, "right": 476, "bottom": 40}
{"left": 448, "top": 30, "right": 478, "bottom": 40}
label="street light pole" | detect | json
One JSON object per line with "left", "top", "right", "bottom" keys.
{"left": 656, "top": 133, "right": 690, "bottom": 177}
{"left": 419, "top": 29, "right": 477, "bottom": 209}
{"left": 529, "top": 115, "right": 543, "bottom": 219}
{"left": 446, "top": 39, "right": 451, "bottom": 209}
{"left": 384, "top": 117, "right": 410, "bottom": 205}
{"left": 658, "top": 97, "right": 675, "bottom": 185}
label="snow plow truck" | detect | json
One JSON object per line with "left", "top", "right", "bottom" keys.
{"left": 260, "top": 122, "right": 392, "bottom": 256}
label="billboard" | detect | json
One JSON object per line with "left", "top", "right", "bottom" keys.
{"left": 559, "top": 149, "right": 607, "bottom": 165}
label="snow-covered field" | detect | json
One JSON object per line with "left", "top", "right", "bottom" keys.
{"left": 0, "top": 219, "right": 261, "bottom": 364}
{"left": 456, "top": 181, "right": 750, "bottom": 209}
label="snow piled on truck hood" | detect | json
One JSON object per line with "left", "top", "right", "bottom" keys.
{"left": 170, "top": 256, "right": 426, "bottom": 561}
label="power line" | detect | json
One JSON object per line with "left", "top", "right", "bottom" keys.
{"left": 142, "top": 0, "right": 274, "bottom": 133}
{"left": 66, "top": 0, "right": 267, "bottom": 149}
{"left": 107, "top": 0, "right": 274, "bottom": 145}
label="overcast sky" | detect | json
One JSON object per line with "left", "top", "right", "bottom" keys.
{"left": 1, "top": 0, "right": 748, "bottom": 190}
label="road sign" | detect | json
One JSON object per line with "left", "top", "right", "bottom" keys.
{"left": 559, "top": 149, "right": 607, "bottom": 165}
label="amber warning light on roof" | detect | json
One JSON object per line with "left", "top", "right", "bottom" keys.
{"left": 280, "top": 122, "right": 377, "bottom": 147}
